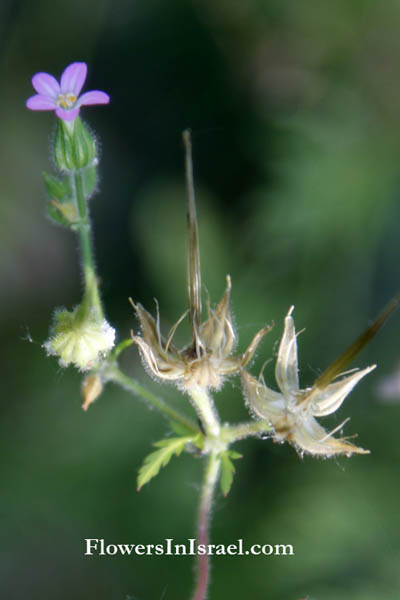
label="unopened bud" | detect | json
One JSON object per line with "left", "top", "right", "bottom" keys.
{"left": 82, "top": 374, "right": 103, "bottom": 411}
{"left": 54, "top": 116, "right": 97, "bottom": 171}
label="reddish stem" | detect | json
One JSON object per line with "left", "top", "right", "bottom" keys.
{"left": 191, "top": 452, "right": 220, "bottom": 600}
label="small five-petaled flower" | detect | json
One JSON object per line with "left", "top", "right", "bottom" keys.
{"left": 26, "top": 62, "right": 109, "bottom": 121}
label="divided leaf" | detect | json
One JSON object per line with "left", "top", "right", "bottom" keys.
{"left": 169, "top": 421, "right": 204, "bottom": 450}
{"left": 220, "top": 450, "right": 242, "bottom": 497}
{"left": 137, "top": 436, "right": 193, "bottom": 490}
{"left": 169, "top": 420, "right": 197, "bottom": 437}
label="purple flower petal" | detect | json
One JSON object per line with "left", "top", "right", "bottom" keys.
{"left": 55, "top": 107, "right": 80, "bottom": 121}
{"left": 32, "top": 72, "right": 60, "bottom": 97}
{"left": 60, "top": 62, "right": 87, "bottom": 96}
{"left": 77, "top": 90, "right": 110, "bottom": 107}
{"left": 26, "top": 94, "right": 57, "bottom": 111}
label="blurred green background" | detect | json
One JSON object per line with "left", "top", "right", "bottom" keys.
{"left": 2, "top": 0, "right": 400, "bottom": 598}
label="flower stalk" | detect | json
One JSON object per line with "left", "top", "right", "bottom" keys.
{"left": 188, "top": 387, "right": 220, "bottom": 439}
{"left": 71, "top": 170, "right": 103, "bottom": 322}
{"left": 192, "top": 450, "right": 221, "bottom": 600}
{"left": 104, "top": 364, "right": 200, "bottom": 434}
{"left": 224, "top": 420, "right": 272, "bottom": 443}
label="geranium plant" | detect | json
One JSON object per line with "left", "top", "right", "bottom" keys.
{"left": 27, "top": 61, "right": 399, "bottom": 600}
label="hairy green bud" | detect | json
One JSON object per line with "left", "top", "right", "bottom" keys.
{"left": 54, "top": 117, "right": 97, "bottom": 171}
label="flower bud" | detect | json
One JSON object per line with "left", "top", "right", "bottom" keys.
{"left": 44, "top": 306, "right": 115, "bottom": 371}
{"left": 54, "top": 117, "right": 97, "bottom": 171}
{"left": 82, "top": 374, "right": 103, "bottom": 411}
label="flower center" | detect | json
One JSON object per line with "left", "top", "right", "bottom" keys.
{"left": 56, "top": 93, "right": 77, "bottom": 109}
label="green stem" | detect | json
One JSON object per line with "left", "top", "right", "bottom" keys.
{"left": 189, "top": 387, "right": 220, "bottom": 438}
{"left": 71, "top": 171, "right": 103, "bottom": 320}
{"left": 191, "top": 451, "right": 221, "bottom": 600}
{"left": 105, "top": 365, "right": 200, "bottom": 434}
{"left": 110, "top": 338, "right": 134, "bottom": 361}
{"left": 224, "top": 420, "right": 272, "bottom": 443}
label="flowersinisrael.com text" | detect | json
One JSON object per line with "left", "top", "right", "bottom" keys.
{"left": 84, "top": 538, "right": 294, "bottom": 557}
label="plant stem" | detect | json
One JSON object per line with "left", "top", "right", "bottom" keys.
{"left": 110, "top": 338, "right": 134, "bottom": 361}
{"left": 191, "top": 451, "right": 221, "bottom": 600}
{"left": 71, "top": 171, "right": 103, "bottom": 320}
{"left": 105, "top": 365, "right": 200, "bottom": 433}
{"left": 224, "top": 420, "right": 272, "bottom": 443}
{"left": 189, "top": 387, "right": 220, "bottom": 438}
{"left": 71, "top": 170, "right": 200, "bottom": 435}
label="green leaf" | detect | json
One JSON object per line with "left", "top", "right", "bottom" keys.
{"left": 43, "top": 171, "right": 77, "bottom": 228}
{"left": 220, "top": 450, "right": 242, "bottom": 497}
{"left": 192, "top": 433, "right": 204, "bottom": 450}
{"left": 169, "top": 420, "right": 195, "bottom": 437}
{"left": 43, "top": 171, "right": 71, "bottom": 201}
{"left": 137, "top": 436, "right": 193, "bottom": 490}
{"left": 169, "top": 422, "right": 204, "bottom": 450}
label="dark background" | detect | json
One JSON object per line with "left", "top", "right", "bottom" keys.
{"left": 1, "top": 1, "right": 400, "bottom": 598}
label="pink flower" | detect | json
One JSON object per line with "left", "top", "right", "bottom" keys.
{"left": 26, "top": 62, "right": 109, "bottom": 121}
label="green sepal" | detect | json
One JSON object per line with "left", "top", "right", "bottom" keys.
{"left": 81, "top": 165, "right": 98, "bottom": 199}
{"left": 220, "top": 450, "right": 242, "bottom": 497}
{"left": 54, "top": 117, "right": 97, "bottom": 171}
{"left": 137, "top": 436, "right": 193, "bottom": 490}
{"left": 54, "top": 120, "right": 74, "bottom": 171}
{"left": 72, "top": 118, "right": 97, "bottom": 170}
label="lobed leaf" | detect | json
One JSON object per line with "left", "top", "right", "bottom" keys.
{"left": 137, "top": 436, "right": 193, "bottom": 490}
{"left": 220, "top": 450, "right": 242, "bottom": 497}
{"left": 169, "top": 420, "right": 196, "bottom": 437}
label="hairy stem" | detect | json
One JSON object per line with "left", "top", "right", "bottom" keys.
{"left": 105, "top": 364, "right": 200, "bottom": 433}
{"left": 191, "top": 451, "right": 221, "bottom": 600}
{"left": 189, "top": 387, "right": 220, "bottom": 438}
{"left": 224, "top": 420, "right": 272, "bottom": 443}
{"left": 71, "top": 171, "right": 103, "bottom": 320}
